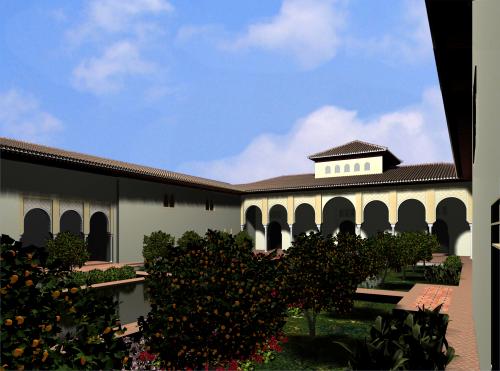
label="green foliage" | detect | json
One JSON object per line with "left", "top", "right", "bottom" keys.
{"left": 425, "top": 256, "right": 462, "bottom": 285}
{"left": 443, "top": 255, "right": 462, "bottom": 272}
{"left": 46, "top": 231, "right": 89, "bottom": 271}
{"left": 234, "top": 230, "right": 254, "bottom": 253}
{"left": 142, "top": 231, "right": 175, "bottom": 262}
{"left": 176, "top": 230, "right": 203, "bottom": 250}
{"left": 139, "top": 229, "right": 288, "bottom": 370}
{"left": 69, "top": 265, "right": 136, "bottom": 286}
{"left": 0, "top": 234, "right": 129, "bottom": 370}
{"left": 284, "top": 232, "right": 373, "bottom": 336}
{"left": 366, "top": 232, "right": 400, "bottom": 284}
{"left": 339, "top": 305, "right": 455, "bottom": 370}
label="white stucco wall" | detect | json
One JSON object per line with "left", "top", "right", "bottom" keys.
{"left": 314, "top": 156, "right": 383, "bottom": 178}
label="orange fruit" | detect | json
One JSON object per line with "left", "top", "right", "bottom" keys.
{"left": 51, "top": 291, "right": 60, "bottom": 299}
{"left": 25, "top": 280, "right": 33, "bottom": 287}
{"left": 15, "top": 316, "right": 24, "bottom": 325}
{"left": 12, "top": 348, "right": 23, "bottom": 358}
{"left": 10, "top": 275, "right": 18, "bottom": 284}
{"left": 4, "top": 319, "right": 12, "bottom": 326}
{"left": 70, "top": 287, "right": 78, "bottom": 294}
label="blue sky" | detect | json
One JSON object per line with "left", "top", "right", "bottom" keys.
{"left": 0, "top": 0, "right": 452, "bottom": 183}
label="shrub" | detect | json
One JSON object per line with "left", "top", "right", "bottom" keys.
{"left": 284, "top": 232, "right": 372, "bottom": 337}
{"left": 46, "top": 231, "right": 89, "bottom": 271}
{"left": 176, "top": 230, "right": 203, "bottom": 250}
{"left": 0, "top": 234, "right": 129, "bottom": 370}
{"left": 366, "top": 232, "right": 399, "bottom": 284}
{"left": 69, "top": 265, "right": 136, "bottom": 286}
{"left": 139, "top": 229, "right": 288, "bottom": 370}
{"left": 234, "top": 230, "right": 254, "bottom": 253}
{"left": 425, "top": 256, "right": 462, "bottom": 285}
{"left": 142, "top": 231, "right": 175, "bottom": 262}
{"left": 339, "top": 304, "right": 455, "bottom": 370}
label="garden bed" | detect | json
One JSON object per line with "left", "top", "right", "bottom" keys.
{"left": 255, "top": 301, "right": 395, "bottom": 370}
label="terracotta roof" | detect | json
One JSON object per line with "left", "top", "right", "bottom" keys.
{"left": 308, "top": 140, "right": 389, "bottom": 160}
{"left": 236, "top": 163, "right": 459, "bottom": 192}
{"left": 0, "top": 137, "right": 240, "bottom": 193}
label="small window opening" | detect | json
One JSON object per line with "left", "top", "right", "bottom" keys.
{"left": 364, "top": 162, "right": 370, "bottom": 171}
{"left": 325, "top": 166, "right": 331, "bottom": 174}
{"left": 354, "top": 163, "right": 360, "bottom": 172}
{"left": 335, "top": 165, "right": 340, "bottom": 173}
{"left": 344, "top": 164, "right": 350, "bottom": 172}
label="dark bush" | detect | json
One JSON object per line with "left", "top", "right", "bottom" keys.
{"left": 234, "top": 230, "right": 253, "bottom": 253}
{"left": 339, "top": 304, "right": 455, "bottom": 370}
{"left": 0, "top": 234, "right": 129, "bottom": 370}
{"left": 142, "top": 231, "right": 175, "bottom": 262}
{"left": 176, "top": 230, "right": 203, "bottom": 250}
{"left": 139, "top": 229, "right": 287, "bottom": 370}
{"left": 46, "top": 231, "right": 89, "bottom": 271}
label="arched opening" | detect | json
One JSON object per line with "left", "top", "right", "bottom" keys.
{"left": 362, "top": 201, "right": 391, "bottom": 237}
{"left": 432, "top": 219, "right": 450, "bottom": 253}
{"left": 267, "top": 221, "right": 282, "bottom": 251}
{"left": 396, "top": 199, "right": 427, "bottom": 234}
{"left": 60, "top": 210, "right": 82, "bottom": 236}
{"left": 245, "top": 206, "right": 265, "bottom": 251}
{"left": 335, "top": 165, "right": 340, "bottom": 173}
{"left": 269, "top": 204, "right": 290, "bottom": 250}
{"left": 294, "top": 203, "right": 317, "bottom": 236}
{"left": 325, "top": 166, "right": 331, "bottom": 174}
{"left": 344, "top": 164, "right": 350, "bottom": 172}
{"left": 339, "top": 220, "right": 355, "bottom": 235}
{"left": 22, "top": 208, "right": 51, "bottom": 248}
{"left": 436, "top": 197, "right": 470, "bottom": 255}
{"left": 364, "top": 162, "right": 371, "bottom": 171}
{"left": 88, "top": 212, "right": 109, "bottom": 261}
{"left": 322, "top": 197, "right": 355, "bottom": 236}
{"left": 354, "top": 163, "right": 360, "bottom": 172}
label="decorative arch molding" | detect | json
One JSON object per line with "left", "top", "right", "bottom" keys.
{"left": 435, "top": 189, "right": 469, "bottom": 207}
{"left": 90, "top": 203, "right": 110, "bottom": 222}
{"left": 268, "top": 197, "right": 288, "bottom": 214}
{"left": 362, "top": 192, "right": 390, "bottom": 209}
{"left": 59, "top": 200, "right": 83, "bottom": 219}
{"left": 23, "top": 197, "right": 52, "bottom": 224}
{"left": 321, "top": 194, "right": 356, "bottom": 209}
{"left": 397, "top": 191, "right": 426, "bottom": 208}
{"left": 293, "top": 196, "right": 316, "bottom": 212}
{"left": 243, "top": 199, "right": 263, "bottom": 215}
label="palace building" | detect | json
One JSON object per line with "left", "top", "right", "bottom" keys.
{"left": 0, "top": 137, "right": 472, "bottom": 262}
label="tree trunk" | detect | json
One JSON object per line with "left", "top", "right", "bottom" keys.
{"left": 402, "top": 266, "right": 406, "bottom": 280}
{"left": 304, "top": 309, "right": 317, "bottom": 337}
{"left": 381, "top": 265, "right": 389, "bottom": 284}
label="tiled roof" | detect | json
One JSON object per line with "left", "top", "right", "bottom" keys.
{"left": 1, "top": 137, "right": 462, "bottom": 194}
{"left": 236, "top": 163, "right": 459, "bottom": 192}
{"left": 308, "top": 140, "right": 389, "bottom": 160}
{"left": 0, "top": 137, "right": 240, "bottom": 193}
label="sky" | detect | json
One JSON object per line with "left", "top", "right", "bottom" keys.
{"left": 0, "top": 0, "right": 453, "bottom": 184}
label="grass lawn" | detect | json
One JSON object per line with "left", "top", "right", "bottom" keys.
{"left": 376, "top": 266, "right": 428, "bottom": 291}
{"left": 256, "top": 301, "right": 395, "bottom": 370}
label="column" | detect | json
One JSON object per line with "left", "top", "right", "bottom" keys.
{"left": 240, "top": 224, "right": 245, "bottom": 232}
{"left": 390, "top": 224, "right": 396, "bottom": 235}
{"left": 263, "top": 224, "right": 268, "bottom": 251}
{"left": 316, "top": 224, "right": 321, "bottom": 232}
{"left": 469, "top": 223, "right": 473, "bottom": 259}
{"left": 289, "top": 224, "right": 294, "bottom": 242}
{"left": 356, "top": 224, "right": 362, "bottom": 236}
{"left": 428, "top": 223, "right": 433, "bottom": 234}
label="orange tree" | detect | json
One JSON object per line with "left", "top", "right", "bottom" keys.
{"left": 139, "top": 229, "right": 288, "bottom": 370}
{"left": 284, "top": 232, "right": 377, "bottom": 337}
{"left": 0, "top": 234, "right": 129, "bottom": 370}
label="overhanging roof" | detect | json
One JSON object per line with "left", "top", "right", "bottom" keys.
{"left": 425, "top": 0, "right": 472, "bottom": 179}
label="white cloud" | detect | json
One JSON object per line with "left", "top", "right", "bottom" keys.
{"left": 0, "top": 90, "right": 63, "bottom": 144}
{"left": 345, "top": 0, "right": 432, "bottom": 63}
{"left": 72, "top": 41, "right": 155, "bottom": 94}
{"left": 68, "top": 0, "right": 172, "bottom": 43}
{"left": 179, "top": 86, "right": 452, "bottom": 184}
{"left": 68, "top": 0, "right": 172, "bottom": 95}
{"left": 227, "top": 0, "right": 346, "bottom": 69}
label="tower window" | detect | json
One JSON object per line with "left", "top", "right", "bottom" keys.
{"left": 335, "top": 165, "right": 340, "bottom": 173}
{"left": 169, "top": 194, "right": 175, "bottom": 207}
{"left": 364, "top": 162, "right": 371, "bottom": 171}
{"left": 344, "top": 164, "right": 350, "bottom": 172}
{"left": 354, "top": 163, "right": 360, "bottom": 172}
{"left": 325, "top": 166, "right": 331, "bottom": 174}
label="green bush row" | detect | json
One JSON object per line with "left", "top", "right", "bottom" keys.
{"left": 69, "top": 265, "right": 136, "bottom": 286}
{"left": 425, "top": 255, "right": 462, "bottom": 285}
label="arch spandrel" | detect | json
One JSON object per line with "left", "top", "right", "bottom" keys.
{"left": 321, "top": 194, "right": 356, "bottom": 209}
{"left": 396, "top": 191, "right": 426, "bottom": 208}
